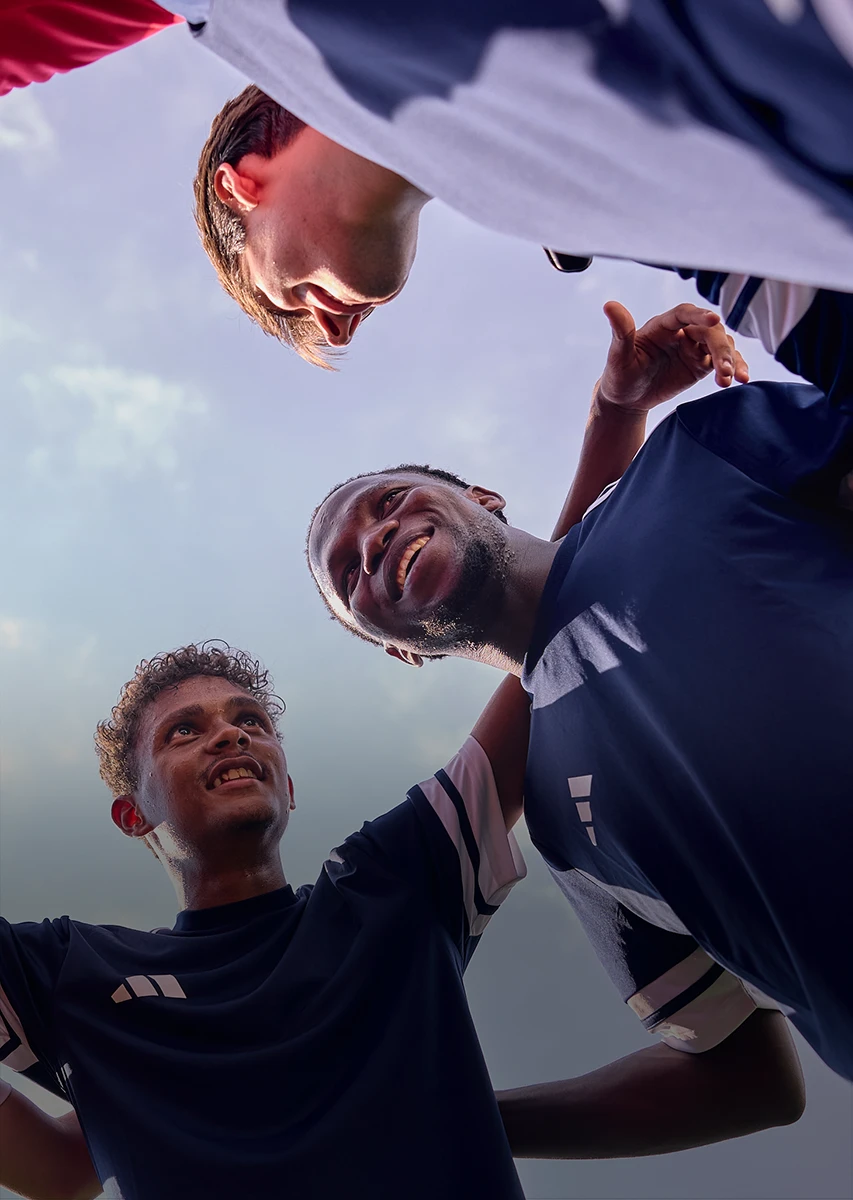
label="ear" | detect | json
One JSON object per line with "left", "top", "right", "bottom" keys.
{"left": 287, "top": 775, "right": 296, "bottom": 811}
{"left": 465, "top": 485, "right": 506, "bottom": 516}
{"left": 384, "top": 645, "right": 423, "bottom": 668}
{"left": 111, "top": 796, "right": 154, "bottom": 839}
{"left": 213, "top": 162, "right": 261, "bottom": 214}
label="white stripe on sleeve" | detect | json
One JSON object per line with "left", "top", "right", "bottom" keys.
{"left": 629, "top": 948, "right": 757, "bottom": 1053}
{"left": 416, "top": 736, "right": 526, "bottom": 936}
{"left": 0, "top": 982, "right": 39, "bottom": 1072}
{"left": 719, "top": 273, "right": 816, "bottom": 353}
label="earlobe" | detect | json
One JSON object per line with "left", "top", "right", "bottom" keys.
{"left": 466, "top": 485, "right": 506, "bottom": 516}
{"left": 287, "top": 775, "right": 297, "bottom": 811}
{"left": 384, "top": 644, "right": 424, "bottom": 668}
{"left": 213, "top": 163, "right": 260, "bottom": 214}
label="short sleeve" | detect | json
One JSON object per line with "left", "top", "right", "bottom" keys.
{"left": 331, "top": 738, "right": 526, "bottom": 960}
{"left": 0, "top": 918, "right": 71, "bottom": 1098}
{"left": 407, "top": 737, "right": 527, "bottom": 950}
{"left": 551, "top": 870, "right": 756, "bottom": 1053}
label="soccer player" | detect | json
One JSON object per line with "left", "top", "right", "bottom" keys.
{"left": 0, "top": 0, "right": 182, "bottom": 96}
{"left": 307, "top": 282, "right": 853, "bottom": 1087}
{"left": 185, "top": 3, "right": 853, "bottom": 363}
{"left": 2, "top": 310, "right": 802, "bottom": 1198}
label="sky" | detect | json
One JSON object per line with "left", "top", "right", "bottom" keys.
{"left": 1, "top": 20, "right": 851, "bottom": 1200}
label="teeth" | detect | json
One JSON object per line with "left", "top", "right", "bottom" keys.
{"left": 213, "top": 766, "right": 257, "bottom": 789}
{"left": 396, "top": 536, "right": 430, "bottom": 592}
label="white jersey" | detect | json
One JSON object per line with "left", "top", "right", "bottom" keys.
{"left": 185, "top": 0, "right": 853, "bottom": 290}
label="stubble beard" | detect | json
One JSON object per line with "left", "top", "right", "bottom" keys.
{"left": 404, "top": 520, "right": 512, "bottom": 658}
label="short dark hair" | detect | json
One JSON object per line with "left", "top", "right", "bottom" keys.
{"left": 194, "top": 86, "right": 340, "bottom": 370}
{"left": 306, "top": 463, "right": 509, "bottom": 648}
{"left": 95, "top": 642, "right": 285, "bottom": 797}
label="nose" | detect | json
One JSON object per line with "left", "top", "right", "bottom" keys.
{"left": 310, "top": 307, "right": 362, "bottom": 347}
{"left": 206, "top": 720, "right": 251, "bottom": 753}
{"left": 361, "top": 519, "right": 398, "bottom": 577}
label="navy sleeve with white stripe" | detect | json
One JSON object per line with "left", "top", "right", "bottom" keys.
{"left": 341, "top": 738, "right": 526, "bottom": 961}
{"left": 674, "top": 268, "right": 853, "bottom": 405}
{"left": 0, "top": 918, "right": 71, "bottom": 1099}
{"left": 550, "top": 870, "right": 757, "bottom": 1054}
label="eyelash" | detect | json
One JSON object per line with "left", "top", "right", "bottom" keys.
{"left": 341, "top": 488, "right": 405, "bottom": 600}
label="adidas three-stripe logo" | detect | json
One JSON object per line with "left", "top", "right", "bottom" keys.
{"left": 569, "top": 775, "right": 596, "bottom": 845}
{"left": 111, "top": 975, "right": 186, "bottom": 1003}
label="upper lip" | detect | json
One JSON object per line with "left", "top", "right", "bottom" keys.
{"left": 385, "top": 529, "right": 433, "bottom": 601}
{"left": 307, "top": 285, "right": 375, "bottom": 317}
{"left": 206, "top": 756, "right": 265, "bottom": 790}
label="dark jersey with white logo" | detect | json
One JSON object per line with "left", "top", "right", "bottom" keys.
{"left": 522, "top": 378, "right": 853, "bottom": 1081}
{"left": 0, "top": 740, "right": 526, "bottom": 1199}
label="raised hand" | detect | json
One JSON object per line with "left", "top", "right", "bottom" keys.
{"left": 595, "top": 301, "right": 750, "bottom": 415}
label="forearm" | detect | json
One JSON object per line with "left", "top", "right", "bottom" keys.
{"left": 498, "top": 1011, "right": 804, "bottom": 1160}
{"left": 0, "top": 1085, "right": 100, "bottom": 1200}
{"left": 550, "top": 389, "right": 646, "bottom": 539}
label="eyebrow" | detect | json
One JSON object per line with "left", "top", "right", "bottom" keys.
{"left": 154, "top": 697, "right": 268, "bottom": 740}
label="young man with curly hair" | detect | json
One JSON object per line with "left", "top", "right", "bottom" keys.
{"left": 0, "top": 310, "right": 805, "bottom": 1198}
{"left": 185, "top": 4, "right": 853, "bottom": 362}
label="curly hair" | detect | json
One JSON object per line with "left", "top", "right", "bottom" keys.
{"left": 305, "top": 463, "right": 509, "bottom": 651}
{"left": 95, "top": 642, "right": 285, "bottom": 797}
{"left": 193, "top": 85, "right": 339, "bottom": 370}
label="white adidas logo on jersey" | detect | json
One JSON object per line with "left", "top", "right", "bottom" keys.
{"left": 111, "top": 975, "right": 186, "bottom": 1003}
{"left": 568, "top": 775, "right": 596, "bottom": 845}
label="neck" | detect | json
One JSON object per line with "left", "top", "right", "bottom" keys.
{"left": 156, "top": 836, "right": 288, "bottom": 912}
{"left": 471, "top": 531, "right": 562, "bottom": 675}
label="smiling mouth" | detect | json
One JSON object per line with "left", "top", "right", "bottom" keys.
{"left": 395, "top": 535, "right": 431, "bottom": 594}
{"left": 210, "top": 765, "right": 262, "bottom": 790}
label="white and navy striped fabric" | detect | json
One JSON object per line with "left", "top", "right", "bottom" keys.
{"left": 523, "top": 358, "right": 853, "bottom": 1079}
{"left": 189, "top": 0, "right": 853, "bottom": 291}
{"left": 0, "top": 748, "right": 525, "bottom": 1199}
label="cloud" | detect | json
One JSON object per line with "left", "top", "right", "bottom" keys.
{"left": 0, "top": 616, "right": 41, "bottom": 652}
{"left": 0, "top": 90, "right": 56, "bottom": 154}
{"left": 0, "top": 309, "right": 38, "bottom": 344}
{"left": 23, "top": 363, "right": 208, "bottom": 476}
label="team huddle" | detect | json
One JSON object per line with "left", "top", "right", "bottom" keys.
{"left": 1, "top": 3, "right": 852, "bottom": 1199}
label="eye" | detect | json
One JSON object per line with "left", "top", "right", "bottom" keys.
{"left": 380, "top": 487, "right": 404, "bottom": 513}
{"left": 170, "top": 722, "right": 195, "bottom": 740}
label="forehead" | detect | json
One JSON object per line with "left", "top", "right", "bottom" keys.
{"left": 139, "top": 676, "right": 257, "bottom": 738}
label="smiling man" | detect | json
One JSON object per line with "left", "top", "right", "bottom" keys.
{"left": 185, "top": 2, "right": 853, "bottom": 362}
{"left": 308, "top": 284, "right": 853, "bottom": 1084}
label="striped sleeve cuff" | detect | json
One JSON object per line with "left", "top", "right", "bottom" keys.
{"left": 412, "top": 737, "right": 526, "bottom": 937}
{"left": 628, "top": 947, "right": 757, "bottom": 1053}
{"left": 715, "top": 273, "right": 816, "bottom": 353}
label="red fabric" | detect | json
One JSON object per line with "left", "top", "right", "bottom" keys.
{"left": 0, "top": 0, "right": 183, "bottom": 96}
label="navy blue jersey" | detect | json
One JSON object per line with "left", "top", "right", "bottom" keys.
{"left": 522, "top": 380, "right": 853, "bottom": 1080}
{"left": 0, "top": 740, "right": 526, "bottom": 1199}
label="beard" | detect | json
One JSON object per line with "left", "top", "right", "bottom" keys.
{"left": 403, "top": 519, "right": 511, "bottom": 657}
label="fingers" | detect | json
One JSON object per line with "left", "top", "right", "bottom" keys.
{"left": 682, "top": 321, "right": 748, "bottom": 388}
{"left": 659, "top": 302, "right": 721, "bottom": 332}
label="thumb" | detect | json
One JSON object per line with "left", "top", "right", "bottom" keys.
{"left": 603, "top": 300, "right": 636, "bottom": 345}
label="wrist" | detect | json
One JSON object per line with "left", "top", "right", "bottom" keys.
{"left": 590, "top": 380, "right": 649, "bottom": 421}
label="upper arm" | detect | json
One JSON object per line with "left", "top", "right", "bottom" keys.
{"left": 0, "top": 1084, "right": 100, "bottom": 1200}
{"left": 551, "top": 869, "right": 758, "bottom": 1054}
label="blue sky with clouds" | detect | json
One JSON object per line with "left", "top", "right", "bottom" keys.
{"left": 1, "top": 21, "right": 851, "bottom": 1199}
